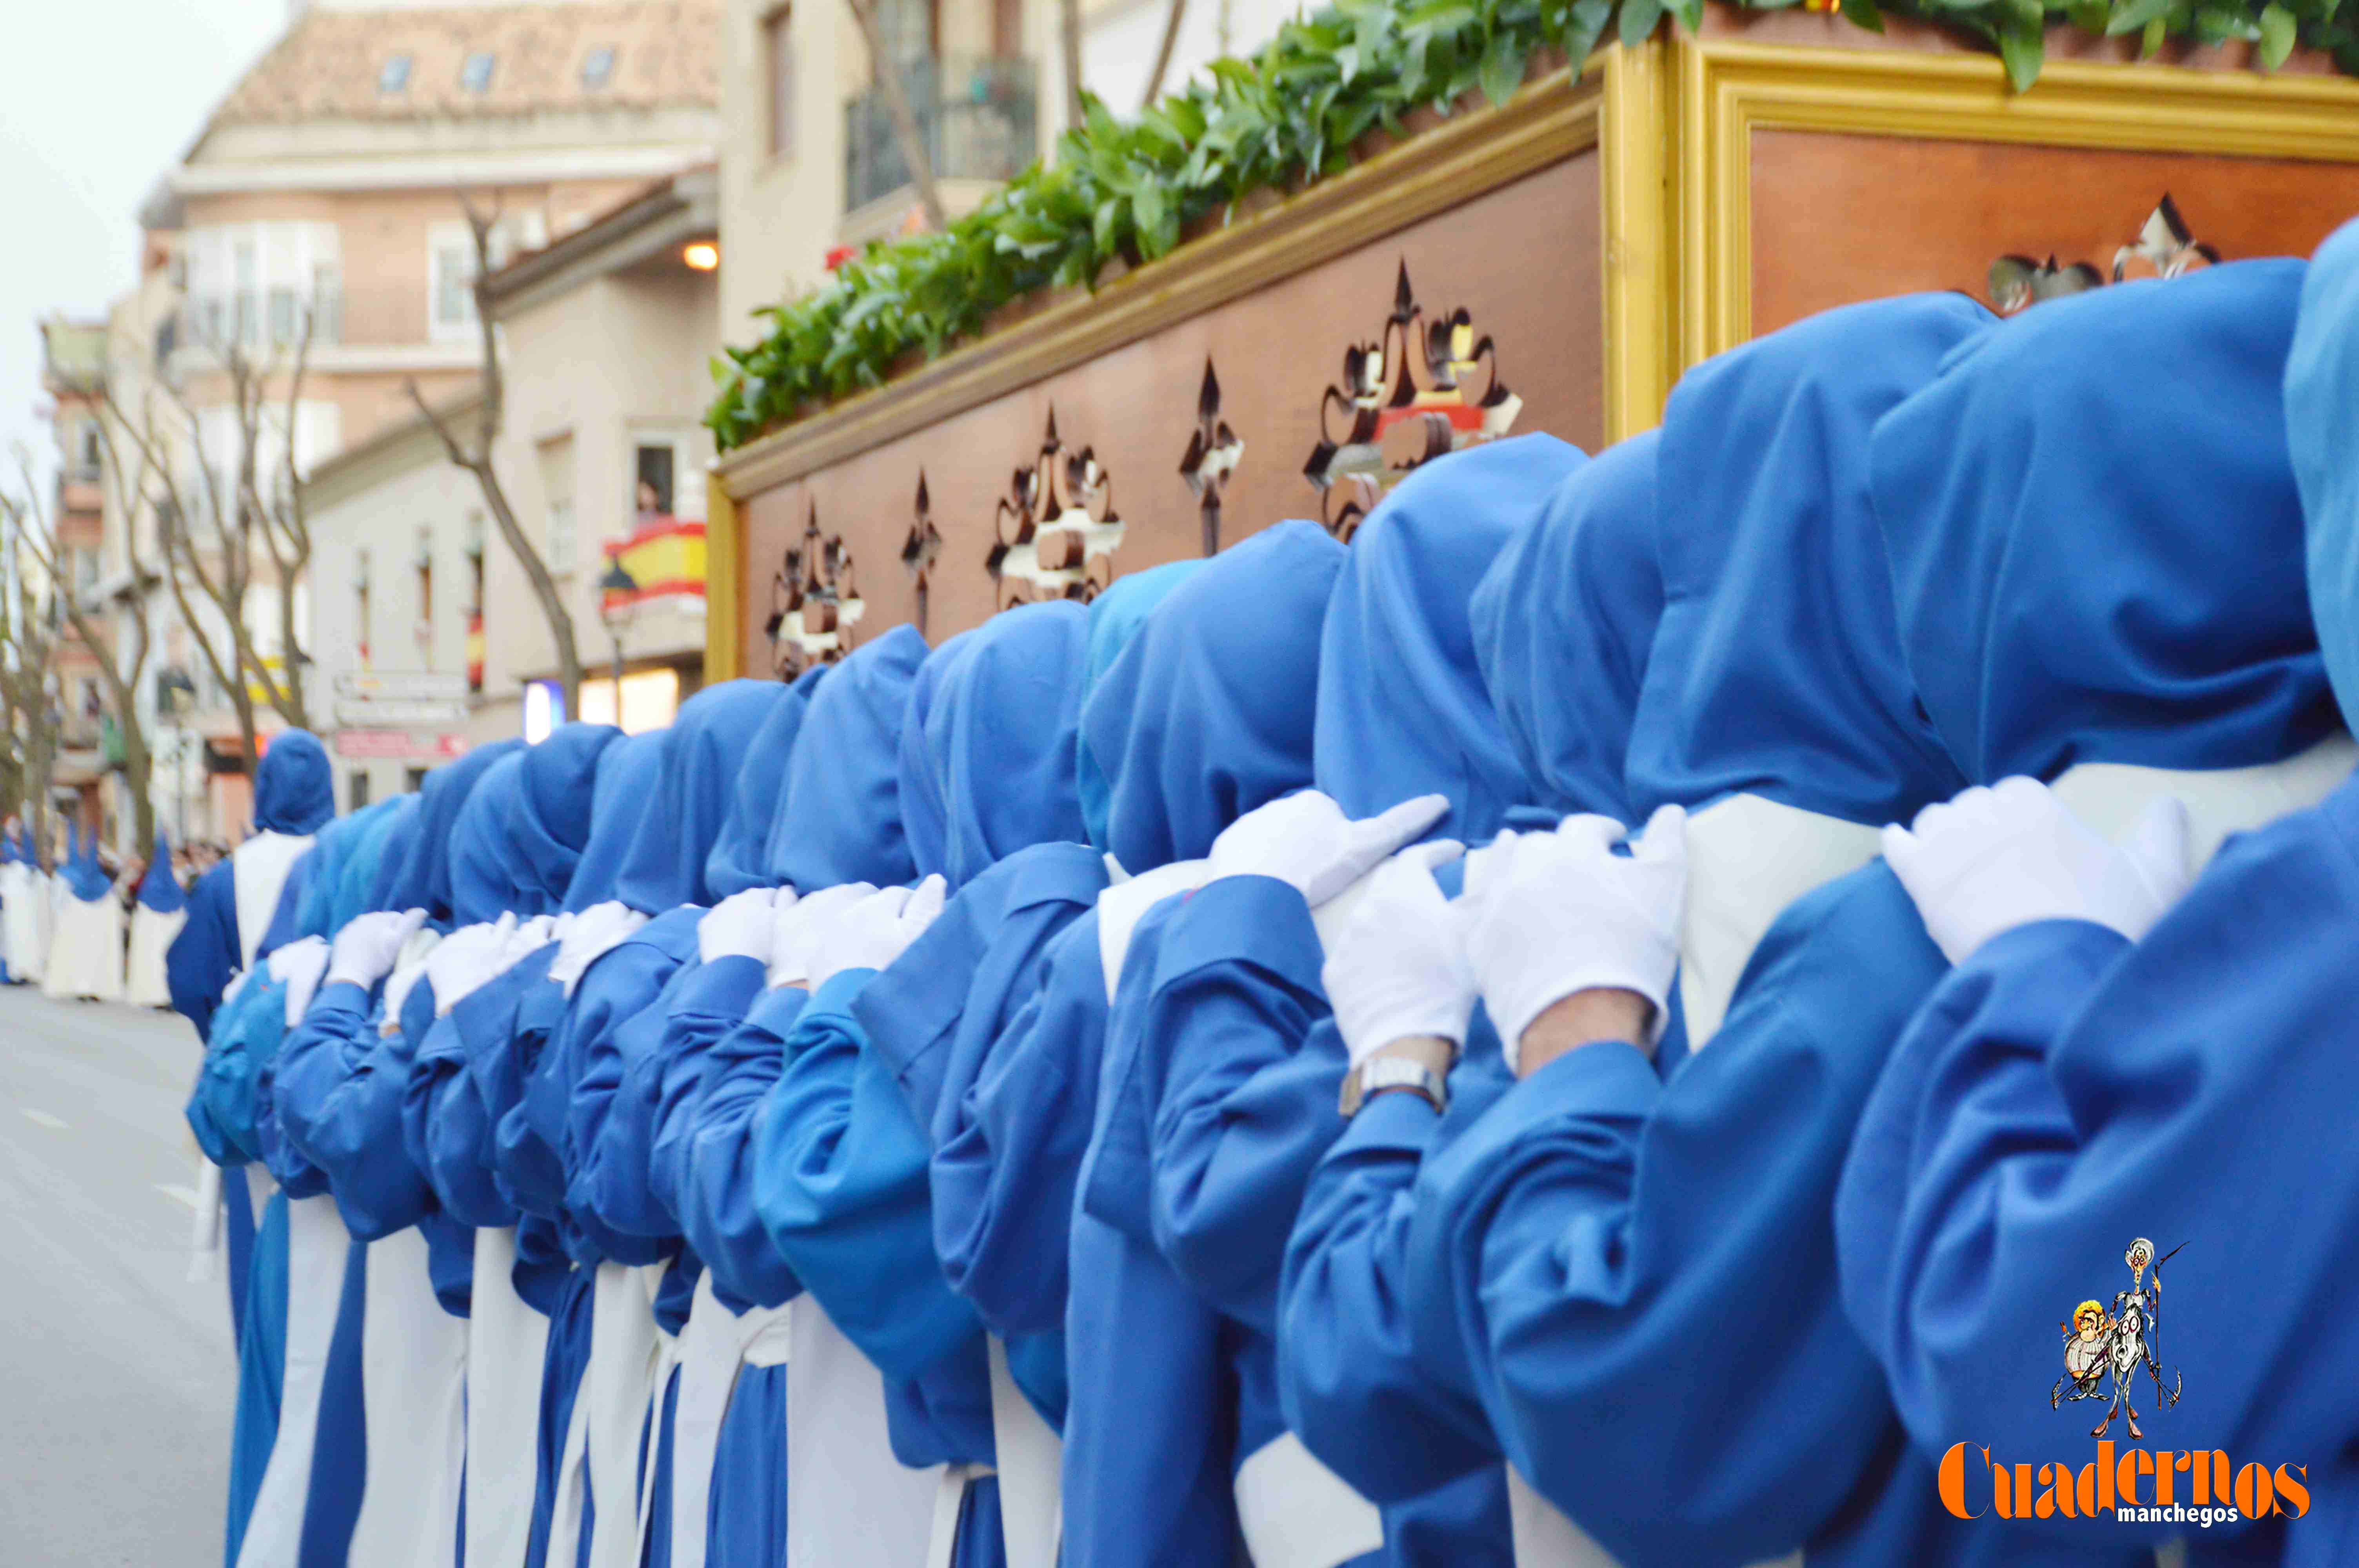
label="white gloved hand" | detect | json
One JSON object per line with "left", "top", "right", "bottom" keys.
{"left": 808, "top": 876, "right": 949, "bottom": 992}
{"left": 325, "top": 907, "right": 429, "bottom": 991}
{"left": 1323, "top": 842, "right": 1475, "bottom": 1070}
{"left": 699, "top": 887, "right": 779, "bottom": 964}
{"left": 428, "top": 913, "right": 522, "bottom": 1016}
{"left": 1880, "top": 777, "right": 2192, "bottom": 965}
{"left": 1458, "top": 806, "right": 1688, "bottom": 1071}
{"left": 1204, "top": 790, "right": 1452, "bottom": 909}
{"left": 268, "top": 936, "right": 333, "bottom": 1029}
{"left": 378, "top": 929, "right": 442, "bottom": 1036}
{"left": 769, "top": 884, "right": 865, "bottom": 989}
{"left": 549, "top": 899, "right": 651, "bottom": 996}
{"left": 507, "top": 914, "right": 558, "bottom": 960}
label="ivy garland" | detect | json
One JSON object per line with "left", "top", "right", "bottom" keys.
{"left": 709, "top": 0, "right": 2357, "bottom": 451}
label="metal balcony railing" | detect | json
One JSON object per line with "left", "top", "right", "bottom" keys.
{"left": 845, "top": 56, "right": 1038, "bottom": 216}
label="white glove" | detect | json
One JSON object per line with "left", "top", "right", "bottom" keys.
{"left": 378, "top": 929, "right": 443, "bottom": 1037}
{"left": 1205, "top": 790, "right": 1451, "bottom": 909}
{"left": 549, "top": 899, "right": 651, "bottom": 996}
{"left": 808, "top": 876, "right": 949, "bottom": 991}
{"left": 1323, "top": 842, "right": 1475, "bottom": 1070}
{"left": 268, "top": 936, "right": 333, "bottom": 1029}
{"left": 1458, "top": 806, "right": 1688, "bottom": 1070}
{"left": 770, "top": 884, "right": 866, "bottom": 989}
{"left": 507, "top": 914, "right": 558, "bottom": 961}
{"left": 1879, "top": 777, "right": 2192, "bottom": 965}
{"left": 699, "top": 887, "right": 780, "bottom": 964}
{"left": 428, "top": 913, "right": 522, "bottom": 1016}
{"left": 325, "top": 907, "right": 429, "bottom": 991}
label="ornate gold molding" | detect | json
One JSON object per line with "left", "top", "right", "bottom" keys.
{"left": 1671, "top": 38, "right": 2359, "bottom": 364}
{"left": 714, "top": 67, "right": 1605, "bottom": 501}
{"left": 703, "top": 470, "right": 741, "bottom": 681}
{"left": 1598, "top": 40, "right": 1677, "bottom": 442}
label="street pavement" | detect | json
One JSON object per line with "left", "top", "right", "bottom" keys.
{"left": 0, "top": 985, "right": 232, "bottom": 1565}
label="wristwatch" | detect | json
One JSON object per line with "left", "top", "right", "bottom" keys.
{"left": 1339, "top": 1055, "right": 1449, "bottom": 1118}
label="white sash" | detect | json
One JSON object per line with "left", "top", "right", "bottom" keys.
{"left": 348, "top": 1228, "right": 469, "bottom": 1568}
{"left": 2050, "top": 733, "right": 2356, "bottom": 873}
{"left": 235, "top": 1194, "right": 349, "bottom": 1568}
{"left": 987, "top": 1337, "right": 1061, "bottom": 1568}
{"left": 585, "top": 1262, "right": 665, "bottom": 1568}
{"left": 1504, "top": 1466, "right": 1623, "bottom": 1567}
{"left": 465, "top": 1228, "right": 551, "bottom": 1568}
{"left": 637, "top": 1321, "right": 685, "bottom": 1566}
{"left": 662, "top": 1275, "right": 792, "bottom": 1568}
{"left": 1233, "top": 1431, "right": 1385, "bottom": 1568}
{"left": 232, "top": 831, "right": 315, "bottom": 971}
{"left": 1677, "top": 795, "right": 1883, "bottom": 1050}
{"left": 785, "top": 1296, "right": 941, "bottom": 1568}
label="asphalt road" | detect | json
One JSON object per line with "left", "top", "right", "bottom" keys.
{"left": 0, "top": 985, "right": 233, "bottom": 1566}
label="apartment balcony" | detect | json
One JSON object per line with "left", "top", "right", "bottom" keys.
{"left": 844, "top": 56, "right": 1038, "bottom": 223}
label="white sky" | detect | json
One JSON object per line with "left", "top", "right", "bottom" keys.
{"left": 0, "top": 0, "right": 287, "bottom": 505}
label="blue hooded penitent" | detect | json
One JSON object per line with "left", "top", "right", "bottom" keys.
{"left": 1315, "top": 434, "right": 1586, "bottom": 845}
{"left": 140, "top": 830, "right": 187, "bottom": 915}
{"left": 918, "top": 600, "right": 1090, "bottom": 891}
{"left": 613, "top": 679, "right": 792, "bottom": 914}
{"left": 763, "top": 625, "right": 928, "bottom": 891}
{"left": 563, "top": 729, "right": 673, "bottom": 914}
{"left": 449, "top": 753, "right": 536, "bottom": 927}
{"left": 331, "top": 799, "right": 412, "bottom": 933}
{"left": 1075, "top": 560, "right": 1205, "bottom": 855}
{"left": 896, "top": 627, "right": 976, "bottom": 884}
{"left": 365, "top": 801, "right": 421, "bottom": 915}
{"left": 62, "top": 823, "right": 111, "bottom": 900}
{"left": 383, "top": 739, "right": 526, "bottom": 926}
{"left": 705, "top": 670, "right": 824, "bottom": 899}
{"left": 2297, "top": 221, "right": 2359, "bottom": 727}
{"left": 1835, "top": 256, "right": 2354, "bottom": 1560}
{"left": 1877, "top": 261, "right": 2334, "bottom": 785}
{"left": 255, "top": 731, "right": 336, "bottom": 836}
{"left": 509, "top": 722, "right": 625, "bottom": 909}
{"left": 1084, "top": 525, "right": 1341, "bottom": 871}
{"left": 1472, "top": 429, "right": 1664, "bottom": 823}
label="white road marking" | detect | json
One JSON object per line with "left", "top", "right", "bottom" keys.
{"left": 156, "top": 1184, "right": 202, "bottom": 1210}
{"left": 20, "top": 1109, "right": 67, "bottom": 1130}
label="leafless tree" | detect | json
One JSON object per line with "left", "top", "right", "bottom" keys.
{"left": 407, "top": 193, "right": 585, "bottom": 713}
{"left": 1059, "top": 0, "right": 1086, "bottom": 129}
{"left": 1141, "top": 0, "right": 1185, "bottom": 107}
{"left": 4, "top": 446, "right": 160, "bottom": 859}
{"left": 842, "top": 0, "right": 947, "bottom": 229}
{"left": 0, "top": 519, "right": 62, "bottom": 868}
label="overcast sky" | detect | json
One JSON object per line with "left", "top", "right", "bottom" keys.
{"left": 0, "top": 0, "right": 287, "bottom": 505}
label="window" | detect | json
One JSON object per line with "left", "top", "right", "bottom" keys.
{"left": 433, "top": 240, "right": 477, "bottom": 332}
{"left": 233, "top": 238, "right": 257, "bottom": 345}
{"left": 349, "top": 770, "right": 372, "bottom": 809}
{"left": 765, "top": 7, "right": 794, "bottom": 158}
{"left": 462, "top": 51, "right": 495, "bottom": 92}
{"left": 182, "top": 223, "right": 339, "bottom": 351}
{"left": 379, "top": 54, "right": 411, "bottom": 93}
{"left": 634, "top": 443, "right": 676, "bottom": 519}
{"left": 74, "top": 421, "right": 101, "bottom": 476}
{"left": 582, "top": 46, "right": 616, "bottom": 89}
{"left": 428, "top": 214, "right": 543, "bottom": 339}
{"left": 405, "top": 766, "right": 429, "bottom": 793}
{"left": 538, "top": 434, "right": 577, "bottom": 574}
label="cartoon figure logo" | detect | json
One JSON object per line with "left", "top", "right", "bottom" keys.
{"left": 2052, "top": 1238, "right": 2185, "bottom": 1440}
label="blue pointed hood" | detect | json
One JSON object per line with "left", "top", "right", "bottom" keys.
{"left": 383, "top": 738, "right": 527, "bottom": 924}
{"left": 765, "top": 625, "right": 928, "bottom": 891}
{"left": 612, "top": 679, "right": 789, "bottom": 913}
{"left": 1626, "top": 294, "right": 1991, "bottom": 824}
{"left": 63, "top": 824, "right": 111, "bottom": 900}
{"left": 1315, "top": 434, "right": 1588, "bottom": 844}
{"left": 335, "top": 797, "right": 413, "bottom": 930}
{"left": 564, "top": 729, "right": 674, "bottom": 913}
{"left": 1075, "top": 561, "right": 1207, "bottom": 855}
{"left": 138, "top": 830, "right": 186, "bottom": 914}
{"left": 1882, "top": 260, "right": 2333, "bottom": 785}
{"left": 707, "top": 670, "right": 825, "bottom": 898}
{"left": 2290, "top": 226, "right": 2359, "bottom": 731}
{"left": 920, "top": 600, "right": 1089, "bottom": 891}
{"left": 451, "top": 752, "right": 536, "bottom": 926}
{"left": 508, "top": 722, "right": 625, "bottom": 909}
{"left": 253, "top": 730, "right": 334, "bottom": 835}
{"left": 898, "top": 629, "right": 978, "bottom": 884}
{"left": 1087, "top": 523, "right": 1343, "bottom": 871}
{"left": 1473, "top": 430, "right": 1665, "bottom": 823}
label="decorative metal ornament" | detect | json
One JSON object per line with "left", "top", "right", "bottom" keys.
{"left": 764, "top": 500, "right": 865, "bottom": 675}
{"left": 1989, "top": 195, "right": 2220, "bottom": 316}
{"left": 986, "top": 407, "right": 1126, "bottom": 609}
{"left": 1301, "top": 259, "right": 1522, "bottom": 542}
{"left": 902, "top": 471, "right": 945, "bottom": 635}
{"left": 1178, "top": 359, "right": 1244, "bottom": 557}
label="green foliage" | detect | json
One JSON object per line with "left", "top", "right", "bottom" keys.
{"left": 709, "top": 0, "right": 2357, "bottom": 450}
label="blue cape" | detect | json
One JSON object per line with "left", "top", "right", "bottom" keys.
{"left": 2290, "top": 224, "right": 2359, "bottom": 728}
{"left": 1627, "top": 293, "right": 1992, "bottom": 823}
{"left": 1076, "top": 561, "right": 1206, "bottom": 853}
{"left": 507, "top": 722, "right": 624, "bottom": 911}
{"left": 450, "top": 753, "right": 535, "bottom": 927}
{"left": 1086, "top": 522, "right": 1343, "bottom": 870}
{"left": 253, "top": 731, "right": 334, "bottom": 835}
{"left": 764, "top": 625, "right": 927, "bottom": 891}
{"left": 382, "top": 739, "right": 526, "bottom": 923}
{"left": 1314, "top": 434, "right": 1587, "bottom": 844}
{"left": 139, "top": 829, "right": 187, "bottom": 914}
{"left": 897, "top": 629, "right": 978, "bottom": 886}
{"left": 706, "top": 670, "right": 825, "bottom": 898}
{"left": 614, "top": 680, "right": 797, "bottom": 913}
{"left": 1879, "top": 260, "right": 2332, "bottom": 782}
{"left": 918, "top": 600, "right": 1089, "bottom": 891}
{"left": 563, "top": 730, "right": 673, "bottom": 914}
{"left": 1473, "top": 430, "right": 1665, "bottom": 823}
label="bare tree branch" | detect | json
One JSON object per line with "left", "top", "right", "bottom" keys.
{"left": 1059, "top": 0, "right": 1086, "bottom": 131}
{"left": 843, "top": 0, "right": 948, "bottom": 229}
{"left": 1141, "top": 0, "right": 1187, "bottom": 107}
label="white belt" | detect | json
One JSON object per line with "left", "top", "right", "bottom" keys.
{"left": 466, "top": 1228, "right": 551, "bottom": 1568}
{"left": 659, "top": 1276, "right": 793, "bottom": 1568}
{"left": 636, "top": 1323, "right": 685, "bottom": 1567}
{"left": 1233, "top": 1431, "right": 1383, "bottom": 1568}
{"left": 987, "top": 1338, "right": 1061, "bottom": 1568}
{"left": 785, "top": 1297, "right": 941, "bottom": 1568}
{"left": 235, "top": 1194, "right": 349, "bottom": 1568}
{"left": 348, "top": 1228, "right": 469, "bottom": 1568}
{"left": 923, "top": 1463, "right": 998, "bottom": 1568}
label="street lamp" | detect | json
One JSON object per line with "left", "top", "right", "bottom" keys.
{"left": 598, "top": 557, "right": 639, "bottom": 721}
